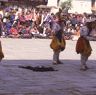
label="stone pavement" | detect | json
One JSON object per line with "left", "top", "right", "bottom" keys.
{"left": 0, "top": 38, "right": 96, "bottom": 95}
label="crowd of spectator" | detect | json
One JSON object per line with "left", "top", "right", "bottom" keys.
{"left": 0, "top": 6, "right": 96, "bottom": 40}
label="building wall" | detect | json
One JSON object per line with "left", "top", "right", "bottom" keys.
{"left": 0, "top": 0, "right": 47, "bottom": 7}
{"left": 47, "top": 0, "right": 58, "bottom": 7}
{"left": 59, "top": 0, "right": 96, "bottom": 14}
{"left": 69, "top": 0, "right": 92, "bottom": 14}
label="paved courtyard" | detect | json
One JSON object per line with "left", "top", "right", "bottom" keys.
{"left": 0, "top": 38, "right": 96, "bottom": 95}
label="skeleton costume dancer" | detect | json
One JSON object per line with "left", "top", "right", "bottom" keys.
{"left": 0, "top": 41, "right": 4, "bottom": 61}
{"left": 76, "top": 20, "right": 92, "bottom": 71}
{"left": 50, "top": 13, "right": 66, "bottom": 65}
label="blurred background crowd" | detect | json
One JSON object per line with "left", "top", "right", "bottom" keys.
{"left": 0, "top": 0, "right": 96, "bottom": 40}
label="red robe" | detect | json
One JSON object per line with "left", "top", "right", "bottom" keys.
{"left": 76, "top": 36, "right": 92, "bottom": 57}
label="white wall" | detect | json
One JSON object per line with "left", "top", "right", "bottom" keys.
{"left": 47, "top": 0, "right": 58, "bottom": 7}
{"left": 69, "top": 0, "right": 92, "bottom": 14}
{"left": 59, "top": 0, "right": 92, "bottom": 14}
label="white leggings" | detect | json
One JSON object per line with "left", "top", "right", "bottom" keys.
{"left": 53, "top": 50, "right": 60, "bottom": 62}
{"left": 81, "top": 54, "right": 88, "bottom": 66}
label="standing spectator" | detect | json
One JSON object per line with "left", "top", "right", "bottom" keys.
{"left": 18, "top": 12, "right": 26, "bottom": 26}
{"left": 71, "top": 15, "right": 78, "bottom": 29}
{"left": 10, "top": 11, "right": 15, "bottom": 25}
{"left": 5, "top": 19, "right": 12, "bottom": 36}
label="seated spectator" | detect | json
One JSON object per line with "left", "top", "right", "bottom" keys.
{"left": 9, "top": 25, "right": 20, "bottom": 38}
{"left": 19, "top": 25, "right": 32, "bottom": 39}
{"left": 45, "top": 27, "right": 52, "bottom": 38}
{"left": 30, "top": 26, "right": 39, "bottom": 38}
{"left": 71, "top": 25, "right": 80, "bottom": 41}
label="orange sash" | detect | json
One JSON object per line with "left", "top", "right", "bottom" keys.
{"left": 50, "top": 36, "right": 66, "bottom": 51}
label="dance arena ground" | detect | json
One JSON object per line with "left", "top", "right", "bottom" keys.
{"left": 0, "top": 38, "right": 96, "bottom": 95}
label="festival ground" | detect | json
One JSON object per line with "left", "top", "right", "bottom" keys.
{"left": 0, "top": 38, "right": 96, "bottom": 95}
